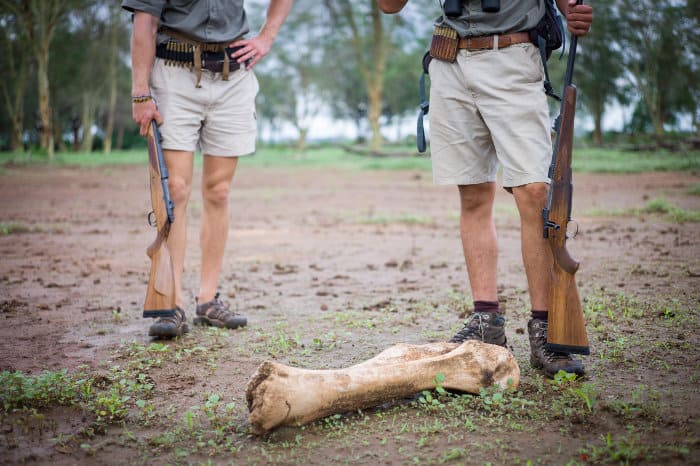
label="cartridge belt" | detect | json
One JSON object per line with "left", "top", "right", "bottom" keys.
{"left": 156, "top": 41, "right": 244, "bottom": 74}
{"left": 458, "top": 32, "right": 531, "bottom": 51}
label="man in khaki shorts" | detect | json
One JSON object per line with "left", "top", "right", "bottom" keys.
{"left": 122, "top": 0, "right": 293, "bottom": 338}
{"left": 379, "top": 0, "right": 593, "bottom": 377}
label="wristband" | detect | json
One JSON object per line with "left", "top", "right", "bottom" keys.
{"left": 132, "top": 94, "right": 153, "bottom": 103}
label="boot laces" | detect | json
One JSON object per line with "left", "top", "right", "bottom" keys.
{"left": 452, "top": 312, "right": 490, "bottom": 342}
{"left": 532, "top": 320, "right": 575, "bottom": 362}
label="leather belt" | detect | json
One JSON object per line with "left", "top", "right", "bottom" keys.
{"left": 458, "top": 32, "right": 531, "bottom": 51}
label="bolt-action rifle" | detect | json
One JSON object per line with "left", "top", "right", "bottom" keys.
{"left": 143, "top": 120, "right": 177, "bottom": 319}
{"left": 542, "top": 0, "right": 590, "bottom": 355}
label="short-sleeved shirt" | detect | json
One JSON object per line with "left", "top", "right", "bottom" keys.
{"left": 436, "top": 0, "right": 545, "bottom": 38}
{"left": 121, "top": 0, "right": 249, "bottom": 44}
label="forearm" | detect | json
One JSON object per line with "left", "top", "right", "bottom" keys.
{"left": 258, "top": 0, "right": 293, "bottom": 44}
{"left": 377, "top": 0, "right": 409, "bottom": 14}
{"left": 130, "top": 11, "right": 159, "bottom": 95}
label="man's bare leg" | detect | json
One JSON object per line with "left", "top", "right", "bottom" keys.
{"left": 163, "top": 150, "right": 194, "bottom": 309}
{"left": 512, "top": 182, "right": 583, "bottom": 376}
{"left": 450, "top": 182, "right": 506, "bottom": 346}
{"left": 458, "top": 183, "right": 498, "bottom": 302}
{"left": 511, "top": 182, "right": 551, "bottom": 310}
{"left": 198, "top": 155, "right": 239, "bottom": 303}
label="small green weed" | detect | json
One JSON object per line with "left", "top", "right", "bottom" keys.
{"left": 550, "top": 371, "right": 598, "bottom": 416}
{"left": 605, "top": 384, "right": 660, "bottom": 420}
{"left": 639, "top": 198, "right": 700, "bottom": 223}
{"left": 0, "top": 222, "right": 35, "bottom": 235}
{"left": 581, "top": 432, "right": 651, "bottom": 465}
{"left": 0, "top": 369, "right": 82, "bottom": 411}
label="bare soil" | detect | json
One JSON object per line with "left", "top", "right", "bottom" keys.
{"left": 0, "top": 162, "right": 698, "bottom": 465}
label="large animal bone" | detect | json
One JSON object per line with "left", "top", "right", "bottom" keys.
{"left": 246, "top": 341, "right": 519, "bottom": 434}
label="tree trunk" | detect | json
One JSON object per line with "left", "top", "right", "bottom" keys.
{"left": 10, "top": 112, "right": 24, "bottom": 151}
{"left": 367, "top": 84, "right": 383, "bottom": 149}
{"left": 296, "top": 127, "right": 308, "bottom": 153}
{"left": 81, "top": 95, "right": 96, "bottom": 153}
{"left": 116, "top": 125, "right": 125, "bottom": 150}
{"left": 366, "top": 2, "right": 386, "bottom": 150}
{"left": 6, "top": 79, "right": 26, "bottom": 151}
{"left": 15, "top": 0, "right": 68, "bottom": 159}
{"left": 103, "top": 4, "right": 120, "bottom": 154}
{"left": 0, "top": 20, "right": 29, "bottom": 152}
{"left": 334, "top": 0, "right": 388, "bottom": 151}
{"left": 54, "top": 116, "right": 65, "bottom": 152}
{"left": 592, "top": 98, "right": 603, "bottom": 146}
{"left": 36, "top": 51, "right": 54, "bottom": 159}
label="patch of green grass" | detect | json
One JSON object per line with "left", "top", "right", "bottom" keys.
{"left": 582, "top": 207, "right": 627, "bottom": 217}
{"left": 0, "top": 149, "right": 147, "bottom": 166}
{"left": 603, "top": 384, "right": 660, "bottom": 421}
{"left": 4, "top": 145, "right": 696, "bottom": 173}
{"left": 583, "top": 291, "right": 646, "bottom": 330}
{"left": 580, "top": 432, "right": 652, "bottom": 465}
{"left": 639, "top": 197, "right": 700, "bottom": 223}
{"left": 687, "top": 183, "right": 700, "bottom": 196}
{"left": 242, "top": 145, "right": 432, "bottom": 171}
{"left": 584, "top": 198, "right": 699, "bottom": 223}
{"left": 0, "top": 370, "right": 82, "bottom": 411}
{"left": 494, "top": 203, "right": 519, "bottom": 217}
{"left": 357, "top": 213, "right": 435, "bottom": 225}
{"left": 573, "top": 147, "right": 700, "bottom": 173}
{"left": 548, "top": 371, "right": 598, "bottom": 417}
{"left": 0, "top": 222, "right": 37, "bottom": 235}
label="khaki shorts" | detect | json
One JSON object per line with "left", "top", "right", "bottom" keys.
{"left": 151, "top": 58, "right": 259, "bottom": 157}
{"left": 428, "top": 43, "right": 552, "bottom": 188}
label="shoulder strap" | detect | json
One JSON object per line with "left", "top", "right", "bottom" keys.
{"left": 416, "top": 51, "right": 432, "bottom": 153}
{"left": 538, "top": 35, "right": 560, "bottom": 101}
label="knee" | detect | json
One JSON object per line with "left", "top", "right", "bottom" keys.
{"left": 203, "top": 181, "right": 231, "bottom": 208}
{"left": 513, "top": 183, "right": 549, "bottom": 206}
{"left": 168, "top": 177, "right": 192, "bottom": 204}
{"left": 459, "top": 184, "right": 495, "bottom": 213}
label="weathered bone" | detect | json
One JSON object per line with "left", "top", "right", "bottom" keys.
{"left": 246, "top": 341, "right": 519, "bottom": 434}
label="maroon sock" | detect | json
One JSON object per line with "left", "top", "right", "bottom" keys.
{"left": 474, "top": 300, "right": 500, "bottom": 314}
{"left": 531, "top": 310, "right": 548, "bottom": 320}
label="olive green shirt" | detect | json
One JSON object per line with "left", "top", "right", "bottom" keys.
{"left": 122, "top": 0, "right": 250, "bottom": 44}
{"left": 437, "top": 0, "right": 545, "bottom": 38}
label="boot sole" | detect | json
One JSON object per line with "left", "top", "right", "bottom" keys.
{"left": 149, "top": 323, "right": 190, "bottom": 338}
{"left": 530, "top": 356, "right": 585, "bottom": 379}
{"left": 193, "top": 316, "right": 246, "bottom": 329}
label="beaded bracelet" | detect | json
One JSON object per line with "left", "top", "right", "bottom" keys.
{"left": 131, "top": 94, "right": 153, "bottom": 103}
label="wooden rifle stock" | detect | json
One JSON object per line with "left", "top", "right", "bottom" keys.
{"left": 542, "top": 4, "right": 590, "bottom": 355}
{"left": 544, "top": 85, "right": 589, "bottom": 354}
{"left": 143, "top": 121, "right": 177, "bottom": 319}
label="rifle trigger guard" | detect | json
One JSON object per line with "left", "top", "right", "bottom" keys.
{"left": 566, "top": 219, "right": 579, "bottom": 239}
{"left": 544, "top": 220, "right": 560, "bottom": 231}
{"left": 147, "top": 210, "right": 157, "bottom": 228}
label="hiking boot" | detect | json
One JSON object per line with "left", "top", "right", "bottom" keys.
{"left": 148, "top": 307, "right": 189, "bottom": 339}
{"left": 194, "top": 292, "right": 247, "bottom": 329}
{"left": 528, "top": 318, "right": 585, "bottom": 378}
{"left": 449, "top": 311, "right": 507, "bottom": 347}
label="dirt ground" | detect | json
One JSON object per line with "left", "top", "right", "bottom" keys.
{"left": 0, "top": 161, "right": 698, "bottom": 465}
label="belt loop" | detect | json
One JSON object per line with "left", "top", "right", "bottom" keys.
{"left": 493, "top": 34, "right": 499, "bottom": 51}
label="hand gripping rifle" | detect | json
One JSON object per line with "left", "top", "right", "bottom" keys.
{"left": 542, "top": 0, "right": 590, "bottom": 355}
{"left": 143, "top": 120, "right": 177, "bottom": 319}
